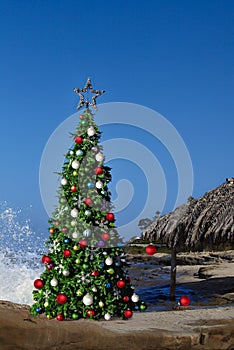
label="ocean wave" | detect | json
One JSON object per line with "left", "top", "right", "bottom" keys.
{"left": 0, "top": 201, "right": 44, "bottom": 305}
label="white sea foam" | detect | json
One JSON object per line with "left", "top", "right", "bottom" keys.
{"left": 0, "top": 202, "right": 44, "bottom": 305}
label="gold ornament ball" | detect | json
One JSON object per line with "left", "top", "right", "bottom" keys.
{"left": 99, "top": 301, "right": 104, "bottom": 308}
{"left": 76, "top": 290, "right": 83, "bottom": 296}
{"left": 44, "top": 301, "right": 49, "bottom": 307}
{"left": 73, "top": 245, "right": 79, "bottom": 250}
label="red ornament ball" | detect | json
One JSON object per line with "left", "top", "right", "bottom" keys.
{"left": 117, "top": 280, "right": 125, "bottom": 289}
{"left": 56, "top": 294, "right": 67, "bottom": 305}
{"left": 42, "top": 255, "right": 51, "bottom": 264}
{"left": 145, "top": 244, "right": 156, "bottom": 256}
{"left": 123, "top": 296, "right": 130, "bottom": 303}
{"left": 55, "top": 220, "right": 60, "bottom": 226}
{"left": 49, "top": 228, "right": 54, "bottom": 234}
{"left": 179, "top": 295, "right": 191, "bottom": 306}
{"left": 84, "top": 197, "right": 92, "bottom": 206}
{"left": 101, "top": 233, "right": 110, "bottom": 241}
{"left": 94, "top": 167, "right": 103, "bottom": 175}
{"left": 62, "top": 227, "right": 68, "bottom": 233}
{"left": 79, "top": 239, "right": 88, "bottom": 248}
{"left": 91, "top": 270, "right": 100, "bottom": 276}
{"left": 63, "top": 249, "right": 71, "bottom": 258}
{"left": 56, "top": 313, "right": 64, "bottom": 321}
{"left": 74, "top": 136, "right": 83, "bottom": 144}
{"left": 71, "top": 185, "right": 77, "bottom": 192}
{"left": 106, "top": 212, "right": 115, "bottom": 221}
{"left": 124, "top": 309, "right": 133, "bottom": 318}
{"left": 87, "top": 309, "right": 95, "bottom": 317}
{"left": 80, "top": 114, "right": 85, "bottom": 120}
{"left": 34, "top": 279, "right": 44, "bottom": 289}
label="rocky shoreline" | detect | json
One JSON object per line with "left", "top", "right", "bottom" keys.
{"left": 128, "top": 250, "right": 234, "bottom": 308}
{"left": 0, "top": 300, "right": 233, "bottom": 350}
{"left": 0, "top": 250, "right": 234, "bottom": 349}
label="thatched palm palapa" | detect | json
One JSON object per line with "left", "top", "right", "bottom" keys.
{"left": 143, "top": 178, "right": 234, "bottom": 300}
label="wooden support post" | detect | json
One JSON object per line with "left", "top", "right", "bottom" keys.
{"left": 170, "top": 248, "right": 177, "bottom": 301}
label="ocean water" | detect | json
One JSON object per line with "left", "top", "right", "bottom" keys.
{"left": 0, "top": 202, "right": 44, "bottom": 305}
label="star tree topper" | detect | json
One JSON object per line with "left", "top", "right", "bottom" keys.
{"left": 73, "top": 77, "right": 105, "bottom": 110}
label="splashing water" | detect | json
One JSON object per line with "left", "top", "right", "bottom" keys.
{"left": 0, "top": 201, "right": 44, "bottom": 305}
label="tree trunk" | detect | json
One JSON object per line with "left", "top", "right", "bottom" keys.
{"left": 170, "top": 248, "right": 177, "bottom": 301}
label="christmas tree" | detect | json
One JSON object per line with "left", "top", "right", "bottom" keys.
{"left": 30, "top": 78, "right": 147, "bottom": 321}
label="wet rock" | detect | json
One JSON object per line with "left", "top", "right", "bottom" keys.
{"left": 197, "top": 266, "right": 215, "bottom": 279}
{"left": 215, "top": 293, "right": 234, "bottom": 303}
{"left": 177, "top": 255, "right": 220, "bottom": 265}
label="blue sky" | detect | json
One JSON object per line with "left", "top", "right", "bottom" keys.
{"left": 0, "top": 0, "right": 233, "bottom": 237}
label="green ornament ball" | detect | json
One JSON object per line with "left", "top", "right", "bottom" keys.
{"left": 76, "top": 290, "right": 83, "bottom": 296}
{"left": 107, "top": 268, "right": 115, "bottom": 274}
{"left": 72, "top": 313, "right": 79, "bottom": 320}
{"left": 140, "top": 303, "right": 147, "bottom": 311}
{"left": 82, "top": 263, "right": 89, "bottom": 269}
{"left": 81, "top": 120, "right": 88, "bottom": 126}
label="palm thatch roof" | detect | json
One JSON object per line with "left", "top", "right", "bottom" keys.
{"left": 143, "top": 178, "right": 234, "bottom": 251}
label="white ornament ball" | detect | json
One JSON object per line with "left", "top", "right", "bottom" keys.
{"left": 50, "top": 278, "right": 58, "bottom": 287}
{"left": 96, "top": 181, "right": 103, "bottom": 189}
{"left": 70, "top": 150, "right": 74, "bottom": 155}
{"left": 63, "top": 269, "right": 70, "bottom": 276}
{"left": 87, "top": 126, "right": 96, "bottom": 136}
{"left": 104, "top": 313, "right": 111, "bottom": 321}
{"left": 72, "top": 160, "right": 80, "bottom": 169}
{"left": 85, "top": 210, "right": 91, "bottom": 216}
{"left": 76, "top": 150, "right": 83, "bottom": 156}
{"left": 71, "top": 208, "right": 78, "bottom": 218}
{"left": 82, "top": 293, "right": 93, "bottom": 306}
{"left": 95, "top": 152, "right": 104, "bottom": 162}
{"left": 91, "top": 146, "right": 98, "bottom": 152}
{"left": 61, "top": 178, "right": 67, "bottom": 186}
{"left": 131, "top": 293, "right": 139, "bottom": 303}
{"left": 105, "top": 257, "right": 113, "bottom": 266}
{"left": 92, "top": 287, "right": 97, "bottom": 293}
{"left": 72, "top": 232, "right": 78, "bottom": 239}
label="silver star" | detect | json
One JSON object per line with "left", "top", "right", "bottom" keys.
{"left": 55, "top": 261, "right": 64, "bottom": 274}
{"left": 43, "top": 290, "right": 51, "bottom": 298}
{"left": 73, "top": 77, "right": 105, "bottom": 110}
{"left": 76, "top": 271, "right": 91, "bottom": 284}
{"left": 49, "top": 239, "right": 60, "bottom": 253}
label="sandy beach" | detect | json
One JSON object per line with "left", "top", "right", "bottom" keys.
{"left": 0, "top": 250, "right": 234, "bottom": 350}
